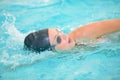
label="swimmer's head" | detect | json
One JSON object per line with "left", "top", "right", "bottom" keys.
{"left": 24, "top": 28, "right": 75, "bottom": 52}
{"left": 24, "top": 29, "right": 52, "bottom": 52}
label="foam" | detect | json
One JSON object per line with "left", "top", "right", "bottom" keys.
{"left": 0, "top": 50, "right": 56, "bottom": 69}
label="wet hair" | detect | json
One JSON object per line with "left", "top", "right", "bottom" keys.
{"left": 24, "top": 29, "right": 52, "bottom": 52}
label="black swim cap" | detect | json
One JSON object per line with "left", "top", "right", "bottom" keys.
{"left": 24, "top": 29, "right": 52, "bottom": 52}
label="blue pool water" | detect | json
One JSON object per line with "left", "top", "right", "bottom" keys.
{"left": 0, "top": 0, "right": 120, "bottom": 80}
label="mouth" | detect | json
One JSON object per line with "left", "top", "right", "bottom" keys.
{"left": 68, "top": 38, "right": 71, "bottom": 43}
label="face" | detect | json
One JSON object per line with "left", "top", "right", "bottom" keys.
{"left": 48, "top": 28, "right": 75, "bottom": 50}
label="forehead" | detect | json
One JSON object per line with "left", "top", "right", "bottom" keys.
{"left": 48, "top": 28, "right": 58, "bottom": 45}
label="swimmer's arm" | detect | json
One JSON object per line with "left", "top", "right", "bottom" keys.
{"left": 69, "top": 19, "right": 120, "bottom": 41}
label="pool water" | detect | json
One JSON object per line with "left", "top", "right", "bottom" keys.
{"left": 0, "top": 0, "right": 120, "bottom": 80}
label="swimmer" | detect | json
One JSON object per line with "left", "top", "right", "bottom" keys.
{"left": 24, "top": 19, "right": 120, "bottom": 52}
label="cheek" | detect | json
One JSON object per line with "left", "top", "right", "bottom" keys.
{"left": 55, "top": 37, "right": 75, "bottom": 50}
{"left": 58, "top": 42, "right": 65, "bottom": 47}
{"left": 60, "top": 39, "right": 68, "bottom": 45}
{"left": 55, "top": 40, "right": 68, "bottom": 48}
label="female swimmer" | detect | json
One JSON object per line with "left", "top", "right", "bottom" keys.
{"left": 24, "top": 19, "right": 120, "bottom": 52}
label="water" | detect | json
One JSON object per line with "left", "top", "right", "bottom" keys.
{"left": 0, "top": 0, "right": 120, "bottom": 80}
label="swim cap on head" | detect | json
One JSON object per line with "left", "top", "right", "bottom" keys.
{"left": 24, "top": 29, "right": 52, "bottom": 52}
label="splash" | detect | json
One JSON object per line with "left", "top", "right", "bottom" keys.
{"left": 0, "top": 13, "right": 57, "bottom": 70}
{"left": 1, "top": 13, "right": 25, "bottom": 42}
{"left": 0, "top": 50, "right": 56, "bottom": 70}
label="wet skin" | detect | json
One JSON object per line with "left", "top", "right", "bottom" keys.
{"left": 48, "top": 28, "right": 75, "bottom": 50}
{"left": 48, "top": 19, "right": 120, "bottom": 50}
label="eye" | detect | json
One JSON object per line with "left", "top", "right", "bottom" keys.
{"left": 57, "top": 36, "right": 61, "bottom": 44}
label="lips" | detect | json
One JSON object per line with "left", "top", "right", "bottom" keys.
{"left": 68, "top": 38, "right": 71, "bottom": 43}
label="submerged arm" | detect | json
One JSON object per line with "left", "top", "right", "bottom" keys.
{"left": 69, "top": 19, "right": 120, "bottom": 41}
